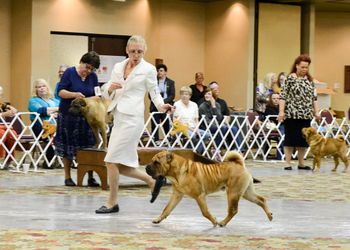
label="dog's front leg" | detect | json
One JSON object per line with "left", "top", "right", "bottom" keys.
{"left": 195, "top": 194, "right": 218, "bottom": 227}
{"left": 153, "top": 190, "right": 184, "bottom": 224}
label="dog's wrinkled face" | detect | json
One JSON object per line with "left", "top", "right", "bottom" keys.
{"left": 302, "top": 127, "right": 317, "bottom": 140}
{"left": 68, "top": 98, "right": 86, "bottom": 116}
{"left": 145, "top": 151, "right": 173, "bottom": 179}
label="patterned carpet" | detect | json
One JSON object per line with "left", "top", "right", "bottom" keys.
{"left": 1, "top": 229, "right": 350, "bottom": 250}
{"left": 1, "top": 159, "right": 350, "bottom": 249}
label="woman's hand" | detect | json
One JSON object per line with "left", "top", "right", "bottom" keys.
{"left": 209, "top": 96, "right": 216, "bottom": 108}
{"left": 277, "top": 112, "right": 285, "bottom": 123}
{"left": 109, "top": 82, "right": 123, "bottom": 91}
{"left": 47, "top": 107, "right": 58, "bottom": 116}
{"left": 158, "top": 103, "right": 174, "bottom": 114}
{"left": 75, "top": 92, "right": 85, "bottom": 99}
{"left": 2, "top": 109, "right": 16, "bottom": 118}
{"left": 314, "top": 112, "right": 321, "bottom": 122}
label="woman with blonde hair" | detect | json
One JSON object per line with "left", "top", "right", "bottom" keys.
{"left": 28, "top": 79, "right": 60, "bottom": 169}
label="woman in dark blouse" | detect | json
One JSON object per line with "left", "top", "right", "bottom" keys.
{"left": 55, "top": 51, "right": 101, "bottom": 186}
{"left": 278, "top": 54, "right": 320, "bottom": 170}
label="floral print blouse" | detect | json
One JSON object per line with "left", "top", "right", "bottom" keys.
{"left": 280, "top": 74, "right": 317, "bottom": 120}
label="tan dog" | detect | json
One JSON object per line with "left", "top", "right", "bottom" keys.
{"left": 302, "top": 127, "right": 349, "bottom": 172}
{"left": 41, "top": 120, "right": 56, "bottom": 139}
{"left": 145, "top": 151, "right": 273, "bottom": 227}
{"left": 169, "top": 119, "right": 189, "bottom": 138}
{"left": 69, "top": 98, "right": 111, "bottom": 149}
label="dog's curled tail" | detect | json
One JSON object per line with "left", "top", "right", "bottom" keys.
{"left": 223, "top": 151, "right": 244, "bottom": 166}
{"left": 336, "top": 135, "right": 346, "bottom": 143}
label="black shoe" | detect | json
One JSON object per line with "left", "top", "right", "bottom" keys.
{"left": 298, "top": 165, "right": 312, "bottom": 170}
{"left": 64, "top": 178, "right": 76, "bottom": 186}
{"left": 88, "top": 178, "right": 100, "bottom": 187}
{"left": 95, "top": 204, "right": 119, "bottom": 214}
{"left": 284, "top": 166, "right": 293, "bottom": 170}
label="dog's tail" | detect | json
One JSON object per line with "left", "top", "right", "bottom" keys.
{"left": 336, "top": 135, "right": 346, "bottom": 143}
{"left": 224, "top": 151, "right": 244, "bottom": 166}
{"left": 224, "top": 151, "right": 261, "bottom": 184}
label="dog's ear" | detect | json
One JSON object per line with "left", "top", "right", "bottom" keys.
{"left": 166, "top": 152, "right": 173, "bottom": 163}
{"left": 78, "top": 99, "right": 87, "bottom": 107}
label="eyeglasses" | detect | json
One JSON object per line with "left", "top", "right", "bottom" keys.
{"left": 84, "top": 63, "right": 96, "bottom": 72}
{"left": 128, "top": 49, "right": 144, "bottom": 55}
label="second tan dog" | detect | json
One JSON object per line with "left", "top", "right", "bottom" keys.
{"left": 302, "top": 127, "right": 349, "bottom": 172}
{"left": 69, "top": 98, "right": 111, "bottom": 149}
{"left": 145, "top": 150, "right": 273, "bottom": 227}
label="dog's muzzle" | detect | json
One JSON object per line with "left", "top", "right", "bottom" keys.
{"left": 145, "top": 164, "right": 156, "bottom": 178}
{"left": 68, "top": 106, "right": 81, "bottom": 116}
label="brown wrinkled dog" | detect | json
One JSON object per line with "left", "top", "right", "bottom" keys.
{"left": 302, "top": 127, "right": 349, "bottom": 172}
{"left": 69, "top": 98, "right": 111, "bottom": 149}
{"left": 145, "top": 150, "right": 273, "bottom": 227}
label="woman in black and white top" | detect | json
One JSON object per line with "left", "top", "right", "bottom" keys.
{"left": 278, "top": 54, "right": 320, "bottom": 170}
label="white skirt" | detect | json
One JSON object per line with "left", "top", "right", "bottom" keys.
{"left": 104, "top": 110, "right": 144, "bottom": 168}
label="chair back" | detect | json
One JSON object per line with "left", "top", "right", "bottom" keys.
{"left": 320, "top": 109, "right": 333, "bottom": 124}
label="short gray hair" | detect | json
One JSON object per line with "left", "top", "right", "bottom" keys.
{"left": 127, "top": 35, "right": 147, "bottom": 52}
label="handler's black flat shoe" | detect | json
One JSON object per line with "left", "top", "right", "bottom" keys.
{"left": 298, "top": 165, "right": 312, "bottom": 170}
{"left": 88, "top": 178, "right": 100, "bottom": 187}
{"left": 95, "top": 204, "right": 119, "bottom": 214}
{"left": 284, "top": 166, "right": 293, "bottom": 170}
{"left": 64, "top": 178, "right": 76, "bottom": 186}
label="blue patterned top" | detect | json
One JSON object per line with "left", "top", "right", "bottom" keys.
{"left": 57, "top": 67, "right": 98, "bottom": 114}
{"left": 28, "top": 96, "right": 60, "bottom": 122}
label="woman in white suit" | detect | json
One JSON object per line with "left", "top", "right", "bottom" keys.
{"left": 96, "top": 35, "right": 173, "bottom": 214}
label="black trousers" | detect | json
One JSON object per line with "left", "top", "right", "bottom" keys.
{"left": 151, "top": 113, "right": 170, "bottom": 142}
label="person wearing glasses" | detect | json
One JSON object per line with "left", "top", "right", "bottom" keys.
{"left": 95, "top": 35, "right": 173, "bottom": 214}
{"left": 55, "top": 51, "right": 101, "bottom": 187}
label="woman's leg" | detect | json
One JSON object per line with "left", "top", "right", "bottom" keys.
{"left": 118, "top": 164, "right": 155, "bottom": 190}
{"left": 106, "top": 162, "right": 120, "bottom": 208}
{"left": 63, "top": 157, "right": 72, "bottom": 179}
{"left": 284, "top": 146, "right": 293, "bottom": 166}
{"left": 296, "top": 147, "right": 306, "bottom": 167}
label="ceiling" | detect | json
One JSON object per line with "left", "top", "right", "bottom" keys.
{"left": 181, "top": 0, "right": 350, "bottom": 11}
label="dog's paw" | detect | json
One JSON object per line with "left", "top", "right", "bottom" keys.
{"left": 331, "top": 168, "right": 337, "bottom": 172}
{"left": 218, "top": 221, "right": 227, "bottom": 227}
{"left": 268, "top": 212, "right": 273, "bottom": 221}
{"left": 152, "top": 217, "right": 162, "bottom": 224}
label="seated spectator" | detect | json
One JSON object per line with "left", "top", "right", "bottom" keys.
{"left": 208, "top": 82, "right": 243, "bottom": 151}
{"left": 199, "top": 89, "right": 242, "bottom": 152}
{"left": 256, "top": 72, "right": 276, "bottom": 119}
{"left": 28, "top": 79, "right": 60, "bottom": 169}
{"left": 264, "top": 93, "right": 284, "bottom": 160}
{"left": 173, "top": 86, "right": 209, "bottom": 154}
{"left": 271, "top": 72, "right": 286, "bottom": 94}
{"left": 0, "top": 86, "right": 18, "bottom": 170}
{"left": 54, "top": 65, "right": 68, "bottom": 101}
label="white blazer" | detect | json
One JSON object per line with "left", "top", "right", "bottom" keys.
{"left": 102, "top": 58, "right": 164, "bottom": 116}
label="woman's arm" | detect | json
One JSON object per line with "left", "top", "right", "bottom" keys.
{"left": 58, "top": 89, "right": 85, "bottom": 99}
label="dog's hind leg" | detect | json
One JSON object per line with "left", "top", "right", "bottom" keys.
{"left": 195, "top": 194, "right": 218, "bottom": 226}
{"left": 153, "top": 190, "right": 184, "bottom": 224}
{"left": 332, "top": 156, "right": 340, "bottom": 172}
{"left": 218, "top": 192, "right": 240, "bottom": 227}
{"left": 243, "top": 182, "right": 273, "bottom": 221}
{"left": 100, "top": 126, "right": 108, "bottom": 149}
{"left": 91, "top": 127, "right": 101, "bottom": 148}
{"left": 340, "top": 155, "right": 349, "bottom": 172}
